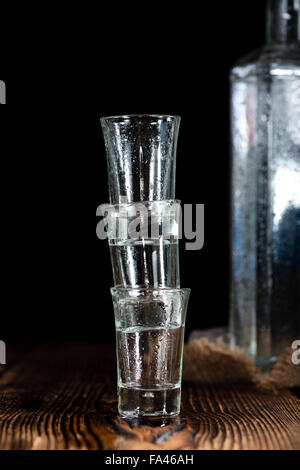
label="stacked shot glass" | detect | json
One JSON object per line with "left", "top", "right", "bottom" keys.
{"left": 100, "top": 115, "right": 190, "bottom": 417}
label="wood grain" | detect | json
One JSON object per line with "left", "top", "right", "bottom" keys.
{"left": 0, "top": 342, "right": 299, "bottom": 450}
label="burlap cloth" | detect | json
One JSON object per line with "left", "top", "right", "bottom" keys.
{"left": 183, "top": 328, "right": 300, "bottom": 390}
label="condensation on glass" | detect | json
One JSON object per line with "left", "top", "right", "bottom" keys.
{"left": 111, "top": 287, "right": 190, "bottom": 417}
{"left": 101, "top": 115, "right": 180, "bottom": 204}
{"left": 230, "top": 0, "right": 300, "bottom": 368}
{"left": 100, "top": 200, "right": 181, "bottom": 288}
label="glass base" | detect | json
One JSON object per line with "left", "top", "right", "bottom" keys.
{"left": 255, "top": 355, "right": 277, "bottom": 373}
{"left": 118, "top": 384, "right": 181, "bottom": 418}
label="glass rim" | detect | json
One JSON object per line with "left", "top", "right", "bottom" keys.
{"left": 100, "top": 114, "right": 181, "bottom": 123}
{"left": 100, "top": 199, "right": 181, "bottom": 211}
{"left": 111, "top": 287, "right": 191, "bottom": 294}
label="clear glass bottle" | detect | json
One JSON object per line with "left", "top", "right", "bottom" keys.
{"left": 230, "top": 0, "right": 300, "bottom": 369}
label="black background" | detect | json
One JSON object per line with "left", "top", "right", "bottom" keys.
{"left": 1, "top": 1, "right": 267, "bottom": 344}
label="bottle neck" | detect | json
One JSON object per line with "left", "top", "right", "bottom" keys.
{"left": 267, "top": 0, "right": 300, "bottom": 44}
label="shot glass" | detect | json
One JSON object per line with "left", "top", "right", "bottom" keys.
{"left": 101, "top": 115, "right": 181, "bottom": 204}
{"left": 111, "top": 287, "right": 191, "bottom": 417}
{"left": 100, "top": 200, "right": 181, "bottom": 288}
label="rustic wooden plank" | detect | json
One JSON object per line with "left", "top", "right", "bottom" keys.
{"left": 0, "top": 342, "right": 299, "bottom": 450}
{"left": 109, "top": 384, "right": 300, "bottom": 450}
{"left": 0, "top": 342, "right": 113, "bottom": 450}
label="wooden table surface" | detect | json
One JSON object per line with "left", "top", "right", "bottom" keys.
{"left": 0, "top": 342, "right": 299, "bottom": 450}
